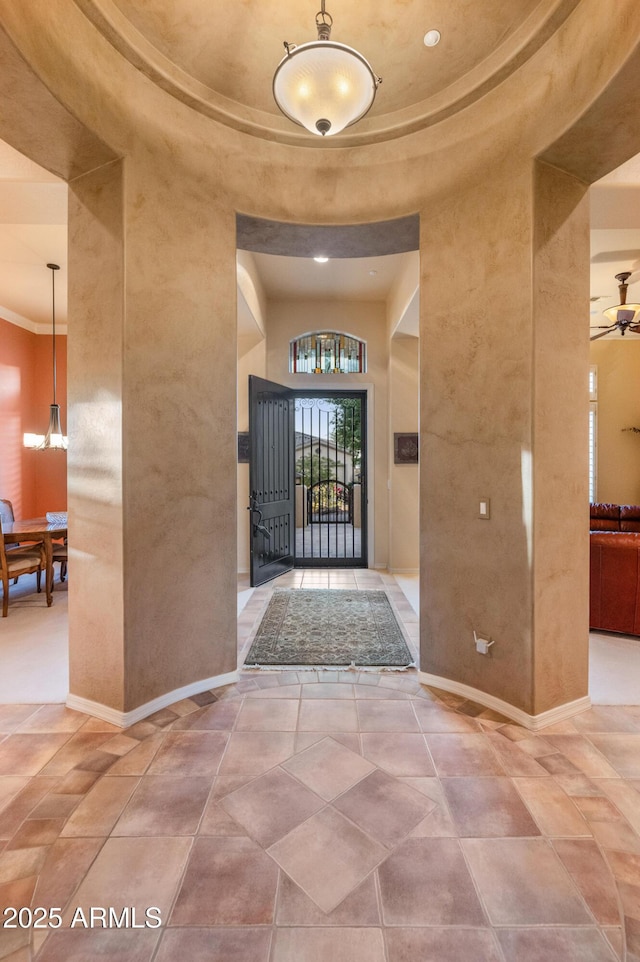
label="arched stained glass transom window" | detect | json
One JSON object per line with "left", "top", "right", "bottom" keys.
{"left": 290, "top": 332, "right": 366, "bottom": 374}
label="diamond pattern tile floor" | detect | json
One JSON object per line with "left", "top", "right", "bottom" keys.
{"left": 0, "top": 572, "right": 638, "bottom": 959}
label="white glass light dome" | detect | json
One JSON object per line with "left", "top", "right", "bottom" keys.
{"left": 273, "top": 11, "right": 380, "bottom": 138}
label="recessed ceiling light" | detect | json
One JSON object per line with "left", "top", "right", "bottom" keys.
{"left": 369, "top": 270, "right": 377, "bottom": 275}
{"left": 424, "top": 29, "right": 441, "bottom": 47}
{"left": 314, "top": 256, "right": 329, "bottom": 263}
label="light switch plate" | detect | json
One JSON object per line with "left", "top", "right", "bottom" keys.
{"left": 479, "top": 498, "right": 491, "bottom": 519}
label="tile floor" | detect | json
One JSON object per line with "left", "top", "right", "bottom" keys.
{"left": 0, "top": 568, "right": 639, "bottom": 960}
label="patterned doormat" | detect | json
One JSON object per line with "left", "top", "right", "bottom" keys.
{"left": 244, "top": 589, "right": 414, "bottom": 669}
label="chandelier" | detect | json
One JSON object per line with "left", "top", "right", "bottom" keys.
{"left": 23, "top": 264, "right": 68, "bottom": 450}
{"left": 273, "top": 1, "right": 381, "bottom": 137}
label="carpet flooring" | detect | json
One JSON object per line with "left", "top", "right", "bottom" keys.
{"left": 244, "top": 589, "right": 414, "bottom": 668}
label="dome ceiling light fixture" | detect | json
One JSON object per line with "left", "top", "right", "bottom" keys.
{"left": 273, "top": 0, "right": 381, "bottom": 137}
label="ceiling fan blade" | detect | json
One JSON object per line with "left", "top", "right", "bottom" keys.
{"left": 590, "top": 329, "right": 616, "bottom": 341}
{"left": 589, "top": 324, "right": 618, "bottom": 330}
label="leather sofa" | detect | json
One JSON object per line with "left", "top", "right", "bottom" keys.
{"left": 590, "top": 503, "right": 640, "bottom": 635}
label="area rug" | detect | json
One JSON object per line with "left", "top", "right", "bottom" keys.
{"left": 244, "top": 589, "right": 414, "bottom": 669}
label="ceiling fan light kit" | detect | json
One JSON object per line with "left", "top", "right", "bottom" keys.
{"left": 273, "top": 1, "right": 381, "bottom": 136}
{"left": 590, "top": 271, "right": 640, "bottom": 340}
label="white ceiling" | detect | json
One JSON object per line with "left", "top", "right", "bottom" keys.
{"left": 251, "top": 251, "right": 414, "bottom": 302}
{"left": 1, "top": 138, "right": 639, "bottom": 338}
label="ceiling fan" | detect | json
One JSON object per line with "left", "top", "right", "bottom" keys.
{"left": 590, "top": 271, "right": 640, "bottom": 340}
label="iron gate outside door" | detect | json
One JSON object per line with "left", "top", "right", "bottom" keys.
{"left": 294, "top": 392, "right": 367, "bottom": 567}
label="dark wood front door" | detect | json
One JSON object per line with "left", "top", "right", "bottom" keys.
{"left": 249, "top": 376, "right": 295, "bottom": 586}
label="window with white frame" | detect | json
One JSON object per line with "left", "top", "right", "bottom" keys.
{"left": 589, "top": 365, "right": 597, "bottom": 503}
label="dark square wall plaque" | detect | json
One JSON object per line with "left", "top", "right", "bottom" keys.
{"left": 394, "top": 432, "right": 419, "bottom": 464}
{"left": 238, "top": 432, "right": 250, "bottom": 463}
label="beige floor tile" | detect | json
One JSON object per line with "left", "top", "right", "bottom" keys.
{"left": 36, "top": 930, "right": 160, "bottom": 962}
{"left": 462, "top": 838, "right": 593, "bottom": 925}
{"left": 442, "top": 776, "right": 540, "bottom": 837}
{"left": 17, "top": 706, "right": 86, "bottom": 734}
{"left": 334, "top": 769, "right": 434, "bottom": 847}
{"left": 496, "top": 927, "right": 620, "bottom": 962}
{"left": 599, "top": 779, "right": 640, "bottom": 835}
{"left": 294, "top": 731, "right": 361, "bottom": 754}
{"left": 155, "top": 927, "right": 272, "bottom": 962}
{"left": 61, "top": 776, "right": 139, "bottom": 837}
{"left": 362, "top": 733, "right": 435, "bottom": 776}
{"left": 6, "top": 816, "right": 65, "bottom": 850}
{"left": 587, "top": 734, "right": 640, "bottom": 778}
{"left": 268, "top": 807, "right": 386, "bottom": 913}
{"left": 424, "top": 733, "right": 505, "bottom": 776}
{"left": 0, "top": 706, "right": 41, "bottom": 732}
{"left": 246, "top": 684, "right": 302, "bottom": 699}
{"left": 298, "top": 699, "right": 359, "bottom": 732}
{"left": 301, "top": 682, "right": 354, "bottom": 699}
{"left": 147, "top": 731, "right": 228, "bottom": 776}
{"left": 484, "top": 731, "right": 550, "bottom": 776}
{"left": 0, "top": 876, "right": 35, "bottom": 956}
{"left": 107, "top": 732, "right": 165, "bottom": 776}
{"left": 385, "top": 928, "right": 503, "bottom": 962}
{"left": 356, "top": 700, "right": 420, "bottom": 732}
{"left": 235, "top": 698, "right": 300, "bottom": 731}
{"left": 513, "top": 777, "right": 591, "bottom": 836}
{"left": 32, "top": 837, "right": 104, "bottom": 911}
{"left": 30, "top": 793, "right": 84, "bottom": 819}
{"left": 590, "top": 817, "right": 640, "bottom": 855}
{"left": 198, "top": 798, "right": 248, "bottom": 836}
{"left": 221, "top": 767, "right": 324, "bottom": 847}
{"left": 275, "top": 871, "right": 380, "bottom": 926}
{"left": 543, "top": 735, "right": 620, "bottom": 777}
{"left": 169, "top": 700, "right": 241, "bottom": 731}
{"left": 0, "top": 778, "right": 61, "bottom": 838}
{"left": 0, "top": 777, "right": 30, "bottom": 815}
{"left": 66, "top": 836, "right": 192, "bottom": 925}
{"left": 113, "top": 775, "right": 211, "bottom": 836}
{"left": 271, "top": 927, "right": 386, "bottom": 962}
{"left": 413, "top": 701, "right": 480, "bottom": 732}
{"left": 283, "top": 736, "right": 374, "bottom": 800}
{"left": 0, "top": 845, "right": 48, "bottom": 884}
{"left": 553, "top": 839, "right": 621, "bottom": 926}
{"left": 572, "top": 707, "right": 640, "bottom": 733}
{"left": 219, "top": 732, "right": 296, "bottom": 775}
{"left": 353, "top": 685, "right": 412, "bottom": 700}
{"left": 39, "top": 732, "right": 115, "bottom": 776}
{"left": 379, "top": 837, "right": 486, "bottom": 925}
{"left": 170, "top": 836, "right": 278, "bottom": 925}
{"left": 0, "top": 734, "right": 71, "bottom": 776}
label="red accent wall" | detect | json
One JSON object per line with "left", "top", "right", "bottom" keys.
{"left": 0, "top": 316, "right": 67, "bottom": 519}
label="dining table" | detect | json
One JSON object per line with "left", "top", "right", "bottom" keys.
{"left": 2, "top": 518, "right": 68, "bottom": 605}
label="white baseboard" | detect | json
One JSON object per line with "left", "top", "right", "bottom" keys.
{"left": 418, "top": 671, "right": 591, "bottom": 731}
{"left": 67, "top": 670, "right": 239, "bottom": 729}
{"left": 389, "top": 568, "right": 419, "bottom": 575}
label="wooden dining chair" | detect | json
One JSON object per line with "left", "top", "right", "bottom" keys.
{"left": 0, "top": 499, "right": 19, "bottom": 551}
{"left": 0, "top": 520, "right": 45, "bottom": 617}
{"left": 51, "top": 540, "right": 68, "bottom": 588}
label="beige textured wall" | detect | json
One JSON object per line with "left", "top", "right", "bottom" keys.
{"left": 68, "top": 160, "right": 125, "bottom": 709}
{"left": 532, "top": 162, "right": 590, "bottom": 714}
{"left": 388, "top": 336, "right": 419, "bottom": 571}
{"left": 266, "top": 299, "right": 389, "bottom": 569}
{"left": 3, "top": 0, "right": 640, "bottom": 716}
{"left": 590, "top": 340, "right": 640, "bottom": 504}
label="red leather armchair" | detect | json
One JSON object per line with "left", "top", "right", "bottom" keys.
{"left": 590, "top": 504, "right": 640, "bottom": 635}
